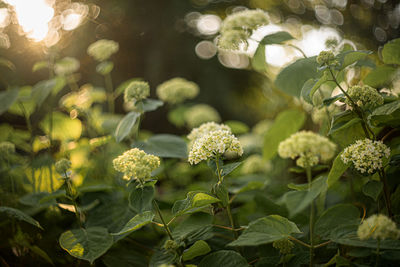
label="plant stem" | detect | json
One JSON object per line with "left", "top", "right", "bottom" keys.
{"left": 153, "top": 200, "right": 174, "bottom": 240}
{"left": 288, "top": 236, "right": 311, "bottom": 248}
{"left": 65, "top": 172, "right": 82, "bottom": 228}
{"left": 378, "top": 169, "right": 393, "bottom": 218}
{"left": 226, "top": 204, "right": 238, "bottom": 239}
{"left": 306, "top": 166, "right": 315, "bottom": 267}
{"left": 104, "top": 73, "right": 114, "bottom": 113}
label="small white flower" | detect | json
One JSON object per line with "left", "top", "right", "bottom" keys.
{"left": 357, "top": 214, "right": 400, "bottom": 240}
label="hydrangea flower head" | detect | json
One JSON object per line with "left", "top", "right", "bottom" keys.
{"left": 241, "top": 154, "right": 271, "bottom": 174}
{"left": 341, "top": 139, "right": 390, "bottom": 174}
{"left": 278, "top": 131, "right": 336, "bottom": 168}
{"left": 272, "top": 238, "right": 294, "bottom": 254}
{"left": 55, "top": 158, "right": 71, "bottom": 175}
{"left": 184, "top": 104, "right": 221, "bottom": 129}
{"left": 217, "top": 9, "right": 268, "bottom": 51}
{"left": 187, "top": 122, "right": 231, "bottom": 142}
{"left": 316, "top": 50, "right": 338, "bottom": 66}
{"left": 54, "top": 57, "right": 80, "bottom": 76}
{"left": 113, "top": 148, "right": 160, "bottom": 181}
{"left": 220, "top": 9, "right": 269, "bottom": 33}
{"left": 87, "top": 39, "right": 119, "bottom": 61}
{"left": 156, "top": 77, "right": 199, "bottom": 105}
{"left": 357, "top": 214, "right": 400, "bottom": 240}
{"left": 188, "top": 130, "right": 243, "bottom": 165}
{"left": 124, "top": 81, "right": 150, "bottom": 103}
{"left": 345, "top": 85, "right": 384, "bottom": 110}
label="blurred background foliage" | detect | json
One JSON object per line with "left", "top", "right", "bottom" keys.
{"left": 1, "top": 0, "right": 399, "bottom": 132}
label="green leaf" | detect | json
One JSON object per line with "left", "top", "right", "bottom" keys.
{"left": 362, "top": 180, "right": 383, "bottom": 201}
{"left": 129, "top": 185, "right": 154, "bottom": 213}
{"left": 59, "top": 227, "right": 113, "bottom": 264}
{"left": 212, "top": 183, "right": 229, "bottom": 207}
{"left": 29, "top": 245, "right": 54, "bottom": 265}
{"left": 114, "top": 111, "right": 141, "bottom": 142}
{"left": 31, "top": 77, "right": 66, "bottom": 107}
{"left": 183, "top": 240, "right": 211, "bottom": 261}
{"left": 260, "top": 31, "right": 294, "bottom": 45}
{"left": 281, "top": 176, "right": 328, "bottom": 217}
{"left": 224, "top": 120, "right": 249, "bottom": 135}
{"left": 141, "top": 99, "right": 163, "bottom": 112}
{"left": 8, "top": 86, "right": 36, "bottom": 117}
{"left": 314, "top": 204, "right": 360, "bottom": 240}
{"left": 172, "top": 192, "right": 220, "bottom": 216}
{"left": 251, "top": 44, "right": 267, "bottom": 73}
{"left": 229, "top": 215, "right": 301, "bottom": 247}
{"left": 329, "top": 111, "right": 365, "bottom": 148}
{"left": 327, "top": 152, "right": 349, "bottom": 187}
{"left": 337, "top": 50, "right": 372, "bottom": 69}
{"left": 32, "top": 61, "right": 49, "bottom": 72}
{"left": 0, "top": 206, "right": 43, "bottom": 229}
{"left": 369, "top": 100, "right": 400, "bottom": 127}
{"left": 133, "top": 134, "right": 187, "bottom": 158}
{"left": 275, "top": 57, "right": 320, "bottom": 97}
{"left": 199, "top": 250, "right": 248, "bottom": 267}
{"left": 221, "top": 162, "right": 242, "bottom": 176}
{"left": 111, "top": 211, "right": 154, "bottom": 235}
{"left": 363, "top": 65, "right": 397, "bottom": 88}
{"left": 0, "top": 88, "right": 19, "bottom": 115}
{"left": 323, "top": 94, "right": 344, "bottom": 106}
{"left": 96, "top": 61, "right": 114, "bottom": 75}
{"left": 263, "top": 109, "right": 305, "bottom": 161}
{"left": 40, "top": 112, "right": 82, "bottom": 140}
{"left": 382, "top": 38, "right": 400, "bottom": 65}
{"left": 172, "top": 212, "right": 213, "bottom": 241}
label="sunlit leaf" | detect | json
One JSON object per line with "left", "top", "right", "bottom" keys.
{"left": 363, "top": 65, "right": 396, "bottom": 88}
{"left": 0, "top": 87, "right": 19, "bottom": 115}
{"left": 40, "top": 112, "right": 82, "bottom": 141}
{"left": 382, "top": 38, "right": 400, "bottom": 65}
{"left": 251, "top": 44, "right": 267, "bottom": 73}
{"left": 59, "top": 227, "right": 113, "bottom": 264}
{"left": 182, "top": 240, "right": 211, "bottom": 261}
{"left": 114, "top": 111, "right": 140, "bottom": 142}
{"left": 133, "top": 134, "right": 187, "bottom": 158}
{"left": 172, "top": 192, "right": 220, "bottom": 216}
{"left": 260, "top": 31, "right": 294, "bottom": 45}
{"left": 327, "top": 152, "right": 349, "bottom": 188}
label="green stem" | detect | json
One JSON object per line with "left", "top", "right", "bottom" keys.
{"left": 153, "top": 200, "right": 174, "bottom": 240}
{"left": 65, "top": 172, "right": 82, "bottom": 228}
{"left": 306, "top": 166, "right": 314, "bottom": 267}
{"left": 226, "top": 204, "right": 238, "bottom": 239}
{"left": 104, "top": 73, "right": 114, "bottom": 113}
{"left": 378, "top": 169, "right": 393, "bottom": 218}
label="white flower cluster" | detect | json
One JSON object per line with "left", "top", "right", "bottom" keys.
{"left": 187, "top": 122, "right": 231, "bottom": 142}
{"left": 113, "top": 148, "right": 160, "bottom": 181}
{"left": 345, "top": 85, "right": 384, "bottom": 110}
{"left": 341, "top": 139, "right": 390, "bottom": 174}
{"left": 184, "top": 104, "right": 221, "bottom": 129}
{"left": 124, "top": 81, "right": 150, "bottom": 103}
{"left": 156, "top": 77, "right": 199, "bottom": 105}
{"left": 55, "top": 158, "right": 71, "bottom": 175}
{"left": 61, "top": 85, "right": 106, "bottom": 111}
{"left": 357, "top": 214, "right": 400, "bottom": 240}
{"left": 54, "top": 57, "right": 80, "bottom": 76}
{"left": 87, "top": 39, "right": 119, "bottom": 62}
{"left": 218, "top": 9, "right": 268, "bottom": 50}
{"left": 188, "top": 123, "right": 243, "bottom": 165}
{"left": 278, "top": 131, "right": 336, "bottom": 168}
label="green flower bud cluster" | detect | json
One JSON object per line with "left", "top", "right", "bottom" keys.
{"left": 55, "top": 158, "right": 71, "bottom": 175}
{"left": 272, "top": 238, "right": 294, "bottom": 254}
{"left": 278, "top": 131, "right": 336, "bottom": 168}
{"left": 345, "top": 85, "right": 384, "bottom": 110}
{"left": 217, "top": 9, "right": 268, "bottom": 50}
{"left": 0, "top": 141, "right": 15, "bottom": 156}
{"left": 341, "top": 139, "right": 390, "bottom": 174}
{"left": 188, "top": 126, "right": 243, "bottom": 165}
{"left": 54, "top": 57, "right": 80, "bottom": 76}
{"left": 156, "top": 77, "right": 199, "bottom": 105}
{"left": 163, "top": 239, "right": 179, "bottom": 251}
{"left": 316, "top": 50, "right": 338, "bottom": 66}
{"left": 124, "top": 81, "right": 150, "bottom": 103}
{"left": 113, "top": 148, "right": 160, "bottom": 181}
{"left": 87, "top": 39, "right": 119, "bottom": 62}
{"left": 241, "top": 154, "right": 271, "bottom": 175}
{"left": 184, "top": 104, "right": 221, "bottom": 129}
{"left": 357, "top": 214, "right": 400, "bottom": 240}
